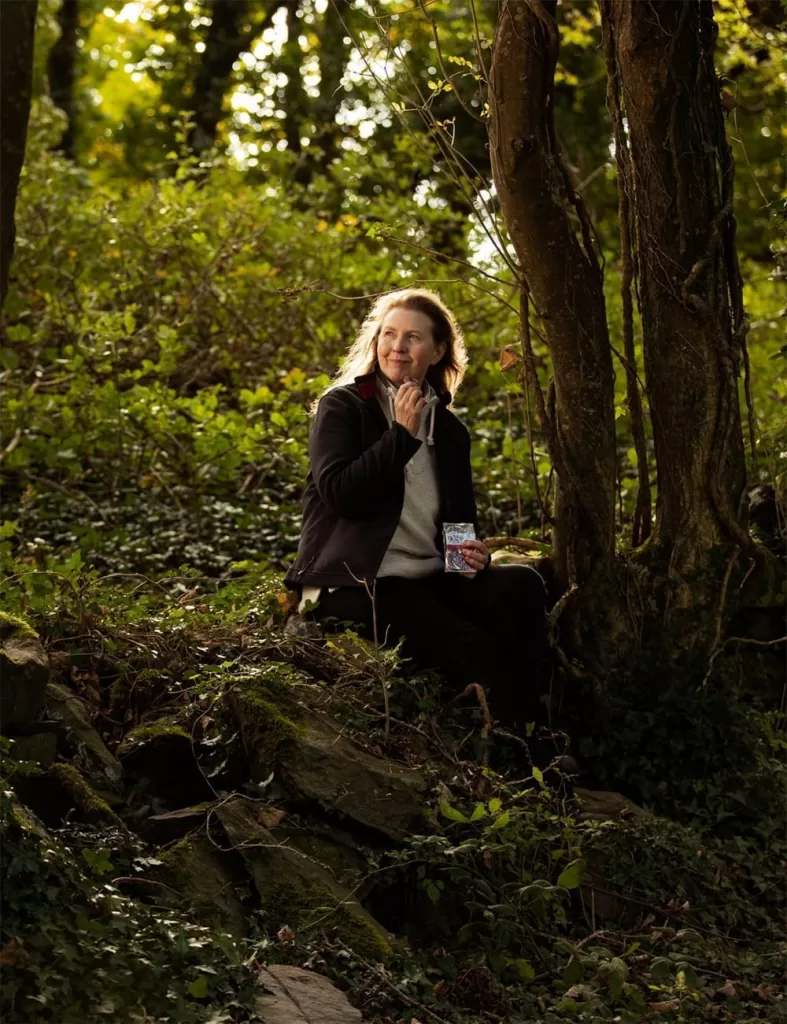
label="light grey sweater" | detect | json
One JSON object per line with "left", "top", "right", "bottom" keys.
{"left": 375, "top": 375, "right": 443, "bottom": 579}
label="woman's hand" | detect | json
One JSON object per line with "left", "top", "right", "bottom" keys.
{"left": 460, "top": 539, "right": 489, "bottom": 574}
{"left": 394, "top": 378, "right": 426, "bottom": 437}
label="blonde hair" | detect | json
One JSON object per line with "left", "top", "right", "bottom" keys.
{"left": 316, "top": 288, "right": 468, "bottom": 411}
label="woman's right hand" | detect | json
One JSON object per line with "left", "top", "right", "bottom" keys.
{"left": 394, "top": 378, "right": 426, "bottom": 437}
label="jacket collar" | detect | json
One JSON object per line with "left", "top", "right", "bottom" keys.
{"left": 354, "top": 369, "right": 452, "bottom": 407}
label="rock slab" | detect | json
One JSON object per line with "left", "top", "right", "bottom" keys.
{"left": 278, "top": 712, "right": 427, "bottom": 841}
{"left": 216, "top": 797, "right": 390, "bottom": 959}
{"left": 44, "top": 683, "right": 122, "bottom": 790}
{"left": 0, "top": 615, "right": 50, "bottom": 733}
{"left": 256, "top": 964, "right": 362, "bottom": 1024}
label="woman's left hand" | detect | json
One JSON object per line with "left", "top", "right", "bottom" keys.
{"left": 460, "top": 539, "right": 489, "bottom": 573}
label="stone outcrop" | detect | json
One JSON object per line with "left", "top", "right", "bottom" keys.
{"left": 15, "top": 762, "right": 124, "bottom": 828}
{"left": 0, "top": 613, "right": 50, "bottom": 732}
{"left": 256, "top": 964, "right": 362, "bottom": 1024}
{"left": 216, "top": 796, "right": 391, "bottom": 960}
{"left": 117, "top": 715, "right": 213, "bottom": 807}
{"left": 158, "top": 831, "right": 248, "bottom": 938}
{"left": 278, "top": 711, "right": 428, "bottom": 840}
{"left": 44, "top": 682, "right": 122, "bottom": 793}
{"left": 228, "top": 675, "right": 428, "bottom": 840}
{"left": 574, "top": 788, "right": 651, "bottom": 823}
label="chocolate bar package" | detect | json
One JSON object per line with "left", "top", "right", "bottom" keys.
{"left": 443, "top": 522, "right": 476, "bottom": 572}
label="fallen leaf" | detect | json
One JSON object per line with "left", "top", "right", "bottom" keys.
{"left": 718, "top": 979, "right": 740, "bottom": 999}
{"left": 0, "top": 940, "right": 20, "bottom": 966}
{"left": 565, "top": 984, "right": 596, "bottom": 1001}
{"left": 258, "top": 806, "right": 286, "bottom": 828}
{"left": 277, "top": 925, "right": 296, "bottom": 944}
{"left": 753, "top": 983, "right": 780, "bottom": 1002}
{"left": 647, "top": 1000, "right": 680, "bottom": 1015}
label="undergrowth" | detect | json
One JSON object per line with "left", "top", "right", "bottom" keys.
{"left": 0, "top": 563, "right": 784, "bottom": 1022}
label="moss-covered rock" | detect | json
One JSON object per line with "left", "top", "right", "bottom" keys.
{"left": 117, "top": 715, "right": 213, "bottom": 808}
{"left": 44, "top": 682, "right": 122, "bottom": 792}
{"left": 216, "top": 797, "right": 392, "bottom": 961}
{"left": 0, "top": 612, "right": 50, "bottom": 733}
{"left": 279, "top": 712, "right": 428, "bottom": 841}
{"left": 574, "top": 788, "right": 652, "bottom": 823}
{"left": 158, "top": 831, "right": 249, "bottom": 938}
{"left": 13, "top": 762, "right": 124, "bottom": 829}
{"left": 9, "top": 730, "right": 58, "bottom": 767}
{"left": 227, "top": 674, "right": 428, "bottom": 841}
{"left": 120, "top": 716, "right": 191, "bottom": 745}
{"left": 227, "top": 676, "right": 302, "bottom": 782}
{"left": 0, "top": 611, "right": 37, "bottom": 642}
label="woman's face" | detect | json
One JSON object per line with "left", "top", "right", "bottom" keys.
{"left": 376, "top": 307, "right": 446, "bottom": 387}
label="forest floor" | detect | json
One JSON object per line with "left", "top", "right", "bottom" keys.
{"left": 1, "top": 564, "right": 785, "bottom": 1024}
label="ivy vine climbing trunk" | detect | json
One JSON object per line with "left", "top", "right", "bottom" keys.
{"left": 488, "top": 0, "right": 617, "bottom": 597}
{"left": 0, "top": 0, "right": 38, "bottom": 311}
{"left": 599, "top": 0, "right": 749, "bottom": 615}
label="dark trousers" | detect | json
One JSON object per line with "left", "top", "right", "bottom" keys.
{"left": 314, "top": 565, "right": 549, "bottom": 725}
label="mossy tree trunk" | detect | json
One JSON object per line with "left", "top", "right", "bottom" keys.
{"left": 599, "top": 0, "right": 750, "bottom": 619}
{"left": 488, "top": 0, "right": 756, "bottom": 659}
{"left": 0, "top": 0, "right": 38, "bottom": 310}
{"left": 488, "top": 0, "right": 618, "bottom": 600}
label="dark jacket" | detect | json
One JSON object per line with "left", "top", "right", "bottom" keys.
{"left": 285, "top": 371, "right": 480, "bottom": 590}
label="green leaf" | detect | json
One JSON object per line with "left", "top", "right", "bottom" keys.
{"left": 440, "top": 802, "right": 469, "bottom": 823}
{"left": 490, "top": 810, "right": 510, "bottom": 830}
{"left": 0, "top": 347, "right": 20, "bottom": 369}
{"left": 676, "top": 963, "right": 699, "bottom": 990}
{"left": 557, "top": 858, "right": 585, "bottom": 890}
{"left": 64, "top": 549, "right": 84, "bottom": 573}
{"left": 488, "top": 797, "right": 502, "bottom": 814}
{"left": 426, "top": 882, "right": 440, "bottom": 902}
{"left": 469, "top": 802, "right": 486, "bottom": 821}
{"left": 188, "top": 975, "right": 209, "bottom": 999}
{"left": 513, "top": 958, "right": 535, "bottom": 981}
{"left": 563, "top": 958, "right": 583, "bottom": 986}
{"left": 649, "top": 957, "right": 673, "bottom": 980}
{"left": 0, "top": 521, "right": 19, "bottom": 540}
{"left": 531, "top": 765, "right": 544, "bottom": 786}
{"left": 606, "top": 957, "right": 629, "bottom": 1001}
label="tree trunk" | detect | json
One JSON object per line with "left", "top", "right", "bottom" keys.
{"left": 48, "top": 0, "right": 79, "bottom": 158}
{"left": 282, "top": 0, "right": 308, "bottom": 178}
{"left": 488, "top": 0, "right": 617, "bottom": 593}
{"left": 0, "top": 0, "right": 38, "bottom": 311}
{"left": 309, "top": 0, "right": 350, "bottom": 175}
{"left": 599, "top": 0, "right": 749, "bottom": 608}
{"left": 187, "top": 0, "right": 280, "bottom": 158}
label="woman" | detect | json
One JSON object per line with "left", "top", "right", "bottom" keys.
{"left": 285, "top": 289, "right": 549, "bottom": 728}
